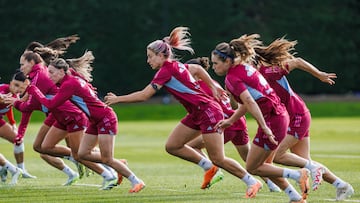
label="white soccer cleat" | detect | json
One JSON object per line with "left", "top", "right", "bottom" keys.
{"left": 311, "top": 165, "right": 325, "bottom": 191}
{"left": 22, "top": 170, "right": 37, "bottom": 179}
{"left": 10, "top": 168, "right": 22, "bottom": 185}
{"left": 63, "top": 173, "right": 79, "bottom": 186}
{"left": 101, "top": 177, "right": 118, "bottom": 190}
{"left": 0, "top": 168, "right": 8, "bottom": 182}
{"left": 336, "top": 183, "right": 354, "bottom": 201}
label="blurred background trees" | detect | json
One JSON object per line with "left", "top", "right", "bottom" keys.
{"left": 0, "top": 0, "right": 359, "bottom": 96}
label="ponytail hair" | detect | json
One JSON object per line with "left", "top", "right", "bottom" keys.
{"left": 185, "top": 57, "right": 210, "bottom": 71}
{"left": 24, "top": 34, "right": 80, "bottom": 65}
{"left": 255, "top": 37, "right": 297, "bottom": 67}
{"left": 66, "top": 51, "right": 94, "bottom": 82}
{"left": 45, "top": 34, "right": 80, "bottom": 52}
{"left": 229, "top": 34, "right": 263, "bottom": 64}
{"left": 147, "top": 26, "right": 194, "bottom": 60}
{"left": 33, "top": 47, "right": 62, "bottom": 65}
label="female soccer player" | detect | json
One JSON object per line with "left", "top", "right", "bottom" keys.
{"left": 253, "top": 35, "right": 354, "bottom": 201}
{"left": 105, "top": 27, "right": 264, "bottom": 197}
{"left": 23, "top": 57, "right": 145, "bottom": 192}
{"left": 0, "top": 71, "right": 35, "bottom": 179}
{"left": 211, "top": 37, "right": 310, "bottom": 203}
{"left": 185, "top": 57, "right": 281, "bottom": 192}
{"left": 4, "top": 51, "right": 119, "bottom": 188}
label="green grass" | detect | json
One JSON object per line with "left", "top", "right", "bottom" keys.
{"left": 0, "top": 118, "right": 359, "bottom": 203}
{"left": 9, "top": 101, "right": 360, "bottom": 123}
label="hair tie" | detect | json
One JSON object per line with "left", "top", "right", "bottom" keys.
{"left": 214, "top": 49, "right": 234, "bottom": 60}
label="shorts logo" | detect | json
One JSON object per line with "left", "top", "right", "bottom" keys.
{"left": 254, "top": 138, "right": 259, "bottom": 143}
{"left": 100, "top": 127, "right": 105, "bottom": 132}
{"left": 73, "top": 125, "right": 79, "bottom": 129}
{"left": 206, "top": 126, "right": 213, "bottom": 131}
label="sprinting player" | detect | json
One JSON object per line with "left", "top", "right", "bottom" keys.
{"left": 0, "top": 153, "right": 22, "bottom": 185}
{"left": 5, "top": 55, "right": 118, "bottom": 187}
{"left": 185, "top": 57, "right": 281, "bottom": 192}
{"left": 0, "top": 72, "right": 35, "bottom": 179}
{"left": 211, "top": 37, "right": 310, "bottom": 203}
{"left": 104, "top": 27, "right": 264, "bottom": 197}
{"left": 253, "top": 35, "right": 354, "bottom": 201}
{"left": 24, "top": 57, "right": 145, "bottom": 192}
{"left": 23, "top": 36, "right": 95, "bottom": 180}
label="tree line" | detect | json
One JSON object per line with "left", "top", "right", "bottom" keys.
{"left": 1, "top": 0, "right": 358, "bottom": 96}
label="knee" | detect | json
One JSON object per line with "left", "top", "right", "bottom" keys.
{"left": 246, "top": 164, "right": 259, "bottom": 175}
{"left": 77, "top": 149, "right": 87, "bottom": 160}
{"left": 208, "top": 155, "right": 225, "bottom": 167}
{"left": 71, "top": 153, "right": 80, "bottom": 162}
{"left": 100, "top": 156, "right": 113, "bottom": 166}
{"left": 33, "top": 143, "right": 43, "bottom": 153}
{"left": 165, "top": 143, "right": 180, "bottom": 155}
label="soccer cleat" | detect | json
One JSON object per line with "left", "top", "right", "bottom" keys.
{"left": 336, "top": 183, "right": 354, "bottom": 201}
{"left": 245, "top": 180, "right": 263, "bottom": 198}
{"left": 10, "top": 168, "right": 22, "bottom": 185}
{"left": 22, "top": 171, "right": 37, "bottom": 179}
{"left": 85, "top": 167, "right": 94, "bottom": 177}
{"left": 0, "top": 168, "right": 8, "bottom": 182}
{"left": 117, "top": 159, "right": 128, "bottom": 185}
{"left": 208, "top": 169, "right": 224, "bottom": 188}
{"left": 76, "top": 163, "right": 86, "bottom": 179}
{"left": 311, "top": 165, "right": 325, "bottom": 191}
{"left": 63, "top": 173, "right": 79, "bottom": 186}
{"left": 101, "top": 177, "right": 118, "bottom": 190}
{"left": 201, "top": 165, "right": 219, "bottom": 189}
{"left": 129, "top": 181, "right": 145, "bottom": 193}
{"left": 297, "top": 168, "right": 310, "bottom": 200}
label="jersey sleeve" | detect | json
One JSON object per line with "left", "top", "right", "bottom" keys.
{"left": 5, "top": 107, "right": 16, "bottom": 125}
{"left": 27, "top": 83, "right": 73, "bottom": 110}
{"left": 16, "top": 111, "right": 32, "bottom": 140}
{"left": 151, "top": 68, "right": 171, "bottom": 87}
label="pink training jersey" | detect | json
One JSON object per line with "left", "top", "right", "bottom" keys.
{"left": 151, "top": 61, "right": 214, "bottom": 113}
{"left": 28, "top": 73, "right": 113, "bottom": 124}
{"left": 0, "top": 84, "right": 17, "bottom": 127}
{"left": 14, "top": 63, "right": 85, "bottom": 138}
{"left": 258, "top": 65, "right": 309, "bottom": 115}
{"left": 225, "top": 64, "right": 286, "bottom": 115}
{"left": 0, "top": 84, "right": 15, "bottom": 116}
{"left": 151, "top": 61, "right": 223, "bottom": 134}
{"left": 198, "top": 80, "right": 246, "bottom": 131}
{"left": 258, "top": 65, "right": 311, "bottom": 139}
{"left": 225, "top": 64, "right": 289, "bottom": 150}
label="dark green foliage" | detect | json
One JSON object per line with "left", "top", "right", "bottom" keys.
{"left": 0, "top": 0, "right": 358, "bottom": 95}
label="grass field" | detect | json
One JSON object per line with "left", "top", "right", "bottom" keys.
{"left": 0, "top": 118, "right": 359, "bottom": 203}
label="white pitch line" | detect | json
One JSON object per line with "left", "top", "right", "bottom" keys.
{"left": 313, "top": 154, "right": 360, "bottom": 159}
{"left": 73, "top": 183, "right": 102, "bottom": 187}
{"left": 324, "top": 199, "right": 360, "bottom": 202}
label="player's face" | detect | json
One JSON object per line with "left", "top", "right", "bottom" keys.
{"left": 19, "top": 56, "right": 34, "bottom": 76}
{"left": 48, "top": 65, "right": 65, "bottom": 84}
{"left": 9, "top": 79, "right": 29, "bottom": 94}
{"left": 147, "top": 49, "right": 164, "bottom": 70}
{"left": 211, "top": 54, "right": 230, "bottom": 76}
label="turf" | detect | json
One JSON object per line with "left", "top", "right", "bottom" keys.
{"left": 0, "top": 118, "right": 359, "bottom": 203}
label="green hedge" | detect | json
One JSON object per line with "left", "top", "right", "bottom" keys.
{"left": 8, "top": 101, "right": 360, "bottom": 123}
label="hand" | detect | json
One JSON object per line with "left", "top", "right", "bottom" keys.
{"left": 215, "top": 119, "right": 232, "bottom": 131}
{"left": 14, "top": 135, "right": 23, "bottom": 145}
{"left": 104, "top": 92, "right": 118, "bottom": 105}
{"left": 318, "top": 71, "right": 337, "bottom": 85}
{"left": 262, "top": 126, "right": 278, "bottom": 146}
{"left": 3, "top": 94, "right": 18, "bottom": 107}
